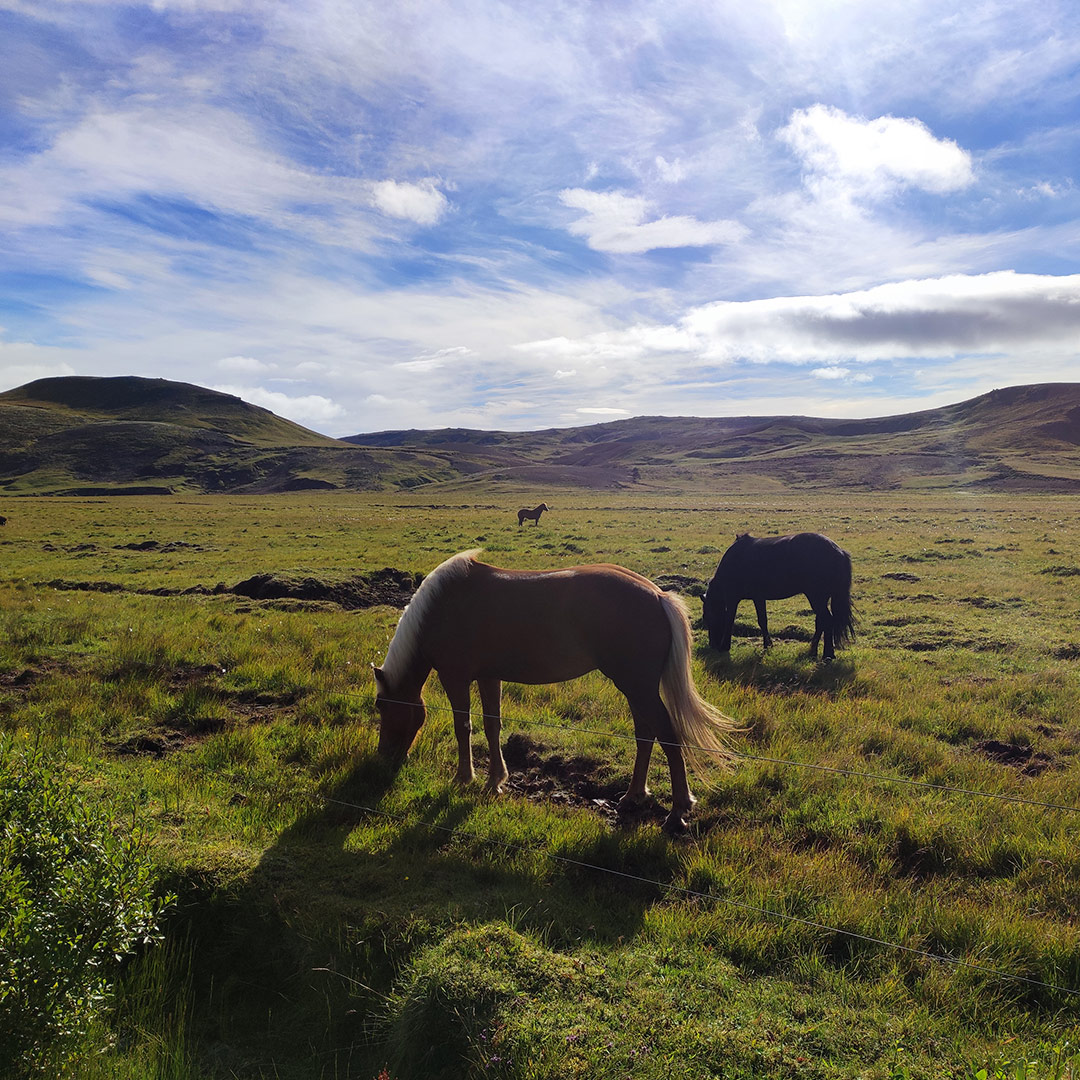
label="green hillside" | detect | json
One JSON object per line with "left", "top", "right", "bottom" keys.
{"left": 0, "top": 376, "right": 462, "bottom": 495}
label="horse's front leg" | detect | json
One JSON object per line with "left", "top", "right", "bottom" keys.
{"left": 754, "top": 598, "right": 771, "bottom": 648}
{"left": 477, "top": 678, "right": 507, "bottom": 792}
{"left": 720, "top": 600, "right": 738, "bottom": 652}
{"left": 438, "top": 674, "right": 475, "bottom": 785}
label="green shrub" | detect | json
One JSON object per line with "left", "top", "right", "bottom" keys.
{"left": 0, "top": 740, "right": 171, "bottom": 1076}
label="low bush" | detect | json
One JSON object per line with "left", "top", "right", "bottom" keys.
{"left": 0, "top": 740, "right": 170, "bottom": 1076}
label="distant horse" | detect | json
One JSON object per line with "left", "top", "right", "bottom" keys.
{"left": 0, "top": 516, "right": 6, "bottom": 526}
{"left": 703, "top": 532, "right": 856, "bottom": 660}
{"left": 373, "top": 550, "right": 736, "bottom": 831}
{"left": 517, "top": 503, "right": 549, "bottom": 526}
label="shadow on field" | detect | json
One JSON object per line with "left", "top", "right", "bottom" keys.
{"left": 697, "top": 635, "right": 857, "bottom": 695}
{"left": 159, "top": 750, "right": 672, "bottom": 1078}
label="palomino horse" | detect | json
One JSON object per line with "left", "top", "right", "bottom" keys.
{"left": 373, "top": 550, "right": 736, "bottom": 831}
{"left": 703, "top": 532, "right": 856, "bottom": 660}
{"left": 517, "top": 503, "right": 549, "bottom": 526}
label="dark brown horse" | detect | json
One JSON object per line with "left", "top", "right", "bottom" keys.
{"left": 374, "top": 550, "right": 736, "bottom": 831}
{"left": 703, "top": 532, "right": 856, "bottom": 660}
{"left": 517, "top": 503, "right": 549, "bottom": 526}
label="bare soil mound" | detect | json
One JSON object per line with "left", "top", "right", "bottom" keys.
{"left": 230, "top": 567, "right": 421, "bottom": 609}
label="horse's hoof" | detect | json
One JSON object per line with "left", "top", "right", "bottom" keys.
{"left": 617, "top": 790, "right": 651, "bottom": 815}
{"left": 662, "top": 811, "right": 690, "bottom": 834}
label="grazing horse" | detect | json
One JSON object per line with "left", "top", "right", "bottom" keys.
{"left": 373, "top": 550, "right": 736, "bottom": 831}
{"left": 517, "top": 503, "right": 549, "bottom": 526}
{"left": 703, "top": 532, "right": 856, "bottom": 660}
{"left": 0, "top": 516, "right": 6, "bottom": 526}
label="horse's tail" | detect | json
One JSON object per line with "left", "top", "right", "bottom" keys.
{"left": 658, "top": 590, "right": 738, "bottom": 775}
{"left": 831, "top": 551, "right": 857, "bottom": 649}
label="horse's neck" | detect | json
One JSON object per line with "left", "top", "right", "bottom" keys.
{"left": 387, "top": 651, "right": 430, "bottom": 698}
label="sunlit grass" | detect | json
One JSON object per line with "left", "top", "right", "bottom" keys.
{"left": 2, "top": 490, "right": 1080, "bottom": 1076}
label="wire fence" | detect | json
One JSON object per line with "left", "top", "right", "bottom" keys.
{"left": 322, "top": 794, "right": 1080, "bottom": 999}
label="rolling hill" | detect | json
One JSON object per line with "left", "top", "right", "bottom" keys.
{"left": 347, "top": 382, "right": 1080, "bottom": 493}
{"left": 1, "top": 376, "right": 1079, "bottom": 494}
{"left": 0, "top": 376, "right": 462, "bottom": 495}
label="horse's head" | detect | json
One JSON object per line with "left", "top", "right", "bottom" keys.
{"left": 373, "top": 665, "right": 426, "bottom": 760}
{"left": 702, "top": 581, "right": 725, "bottom": 648}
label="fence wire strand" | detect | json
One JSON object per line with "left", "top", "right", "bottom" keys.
{"left": 323, "top": 795, "right": 1080, "bottom": 999}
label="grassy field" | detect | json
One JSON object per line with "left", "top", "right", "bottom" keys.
{"left": 2, "top": 488, "right": 1080, "bottom": 1078}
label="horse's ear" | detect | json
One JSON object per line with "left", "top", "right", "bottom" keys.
{"left": 372, "top": 664, "right": 386, "bottom": 688}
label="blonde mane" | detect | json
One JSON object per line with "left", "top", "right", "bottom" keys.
{"left": 380, "top": 549, "right": 481, "bottom": 687}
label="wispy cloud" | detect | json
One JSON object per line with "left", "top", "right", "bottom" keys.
{"left": 559, "top": 189, "right": 747, "bottom": 253}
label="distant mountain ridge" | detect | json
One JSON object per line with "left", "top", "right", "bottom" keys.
{"left": 346, "top": 382, "right": 1080, "bottom": 493}
{"left": 1, "top": 376, "right": 1079, "bottom": 494}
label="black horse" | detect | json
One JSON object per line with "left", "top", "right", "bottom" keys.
{"left": 703, "top": 532, "right": 856, "bottom": 660}
{"left": 517, "top": 503, "right": 549, "bottom": 526}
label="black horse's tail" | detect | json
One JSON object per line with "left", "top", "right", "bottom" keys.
{"left": 832, "top": 551, "right": 857, "bottom": 648}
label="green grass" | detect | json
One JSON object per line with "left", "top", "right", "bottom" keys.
{"left": 1, "top": 490, "right": 1079, "bottom": 1077}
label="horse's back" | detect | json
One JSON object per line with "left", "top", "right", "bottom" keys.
{"left": 424, "top": 560, "right": 672, "bottom": 684}
{"left": 713, "top": 531, "right": 849, "bottom": 598}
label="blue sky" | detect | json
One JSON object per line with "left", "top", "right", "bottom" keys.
{"left": 2, "top": 0, "right": 1080, "bottom": 436}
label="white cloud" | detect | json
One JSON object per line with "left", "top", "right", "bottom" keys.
{"left": 577, "top": 406, "right": 629, "bottom": 416}
{"left": 654, "top": 155, "right": 686, "bottom": 183}
{"left": 218, "top": 355, "right": 272, "bottom": 374}
{"left": 211, "top": 383, "right": 345, "bottom": 428}
{"left": 369, "top": 179, "right": 449, "bottom": 225}
{"left": 779, "top": 104, "right": 974, "bottom": 200}
{"left": 395, "top": 345, "right": 471, "bottom": 372}
{"left": 559, "top": 188, "right": 747, "bottom": 254}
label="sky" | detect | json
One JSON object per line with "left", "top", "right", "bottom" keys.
{"left": 2, "top": 1, "right": 1080, "bottom": 437}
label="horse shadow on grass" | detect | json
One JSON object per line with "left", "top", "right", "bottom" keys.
{"left": 162, "top": 749, "right": 678, "bottom": 1077}
{"left": 696, "top": 627, "right": 857, "bottom": 697}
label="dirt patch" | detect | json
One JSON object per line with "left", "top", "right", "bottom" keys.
{"left": 39, "top": 578, "right": 125, "bottom": 593}
{"left": 653, "top": 573, "right": 706, "bottom": 597}
{"left": 972, "top": 739, "right": 1053, "bottom": 776}
{"left": 36, "top": 567, "right": 422, "bottom": 610}
{"left": 500, "top": 732, "right": 666, "bottom": 827}
{"left": 1052, "top": 643, "right": 1080, "bottom": 660}
{"left": 229, "top": 567, "right": 421, "bottom": 609}
{"left": 883, "top": 572, "right": 921, "bottom": 583}
{"left": 0, "top": 667, "right": 47, "bottom": 691}
{"left": 904, "top": 635, "right": 1014, "bottom": 653}
{"left": 115, "top": 540, "right": 202, "bottom": 552}
{"left": 109, "top": 731, "right": 196, "bottom": 757}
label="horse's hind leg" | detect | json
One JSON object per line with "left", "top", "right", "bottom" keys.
{"left": 438, "top": 674, "right": 475, "bottom": 785}
{"left": 478, "top": 678, "right": 508, "bottom": 793}
{"left": 807, "top": 594, "right": 833, "bottom": 659}
{"left": 620, "top": 686, "right": 695, "bottom": 833}
{"left": 754, "top": 598, "right": 771, "bottom": 648}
